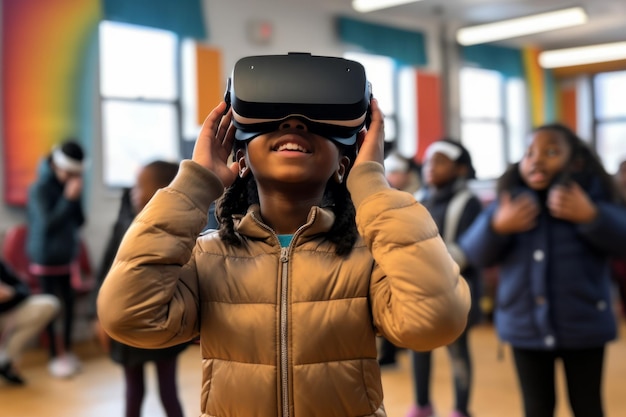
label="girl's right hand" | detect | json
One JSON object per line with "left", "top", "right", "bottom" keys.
{"left": 191, "top": 102, "right": 240, "bottom": 188}
{"left": 491, "top": 192, "right": 539, "bottom": 234}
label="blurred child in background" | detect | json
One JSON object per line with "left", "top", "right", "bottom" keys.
{"left": 0, "top": 260, "right": 59, "bottom": 385}
{"left": 406, "top": 139, "right": 483, "bottom": 417}
{"left": 379, "top": 151, "right": 422, "bottom": 366}
{"left": 93, "top": 160, "right": 188, "bottom": 417}
{"left": 610, "top": 159, "right": 626, "bottom": 317}
{"left": 460, "top": 124, "right": 626, "bottom": 417}
{"left": 26, "top": 139, "right": 86, "bottom": 378}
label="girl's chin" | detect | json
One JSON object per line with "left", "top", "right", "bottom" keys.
{"left": 527, "top": 181, "right": 550, "bottom": 191}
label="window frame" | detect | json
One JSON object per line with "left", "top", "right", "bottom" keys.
{"left": 591, "top": 70, "right": 626, "bottom": 175}
{"left": 98, "top": 20, "right": 183, "bottom": 188}
{"left": 459, "top": 66, "right": 528, "bottom": 180}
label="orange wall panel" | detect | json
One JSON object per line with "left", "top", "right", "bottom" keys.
{"left": 415, "top": 72, "right": 443, "bottom": 163}
{"left": 196, "top": 45, "right": 223, "bottom": 124}
{"left": 559, "top": 86, "right": 577, "bottom": 132}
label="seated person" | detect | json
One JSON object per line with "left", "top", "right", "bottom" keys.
{"left": 0, "top": 259, "right": 60, "bottom": 385}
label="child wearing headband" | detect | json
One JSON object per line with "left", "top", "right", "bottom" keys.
{"left": 406, "top": 138, "right": 483, "bottom": 417}
{"left": 26, "top": 139, "right": 86, "bottom": 378}
{"left": 98, "top": 55, "right": 470, "bottom": 417}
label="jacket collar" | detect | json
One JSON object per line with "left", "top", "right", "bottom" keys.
{"left": 234, "top": 204, "right": 336, "bottom": 243}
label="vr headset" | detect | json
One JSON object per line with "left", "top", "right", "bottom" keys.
{"left": 224, "top": 53, "right": 372, "bottom": 146}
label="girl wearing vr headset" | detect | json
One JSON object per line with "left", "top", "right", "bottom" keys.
{"left": 98, "top": 61, "right": 470, "bottom": 416}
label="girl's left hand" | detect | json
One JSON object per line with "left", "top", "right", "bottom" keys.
{"left": 548, "top": 182, "right": 598, "bottom": 223}
{"left": 353, "top": 98, "right": 385, "bottom": 168}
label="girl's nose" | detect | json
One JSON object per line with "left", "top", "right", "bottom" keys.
{"left": 280, "top": 118, "right": 308, "bottom": 131}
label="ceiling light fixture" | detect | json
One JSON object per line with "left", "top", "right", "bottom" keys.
{"left": 539, "top": 41, "right": 626, "bottom": 68}
{"left": 352, "top": 0, "right": 423, "bottom": 13}
{"left": 456, "top": 7, "right": 588, "bottom": 46}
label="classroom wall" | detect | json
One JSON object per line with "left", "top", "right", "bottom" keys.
{"left": 0, "top": 0, "right": 452, "bottom": 272}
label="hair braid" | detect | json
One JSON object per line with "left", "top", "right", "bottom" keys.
{"left": 216, "top": 174, "right": 258, "bottom": 246}
{"left": 321, "top": 180, "right": 358, "bottom": 256}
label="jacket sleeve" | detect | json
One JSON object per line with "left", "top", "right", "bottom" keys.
{"left": 447, "top": 195, "right": 483, "bottom": 270}
{"left": 28, "top": 185, "right": 84, "bottom": 231}
{"left": 0, "top": 262, "right": 30, "bottom": 313}
{"left": 458, "top": 202, "right": 514, "bottom": 268}
{"left": 577, "top": 202, "right": 626, "bottom": 258}
{"left": 347, "top": 162, "right": 471, "bottom": 352}
{"left": 97, "top": 160, "right": 224, "bottom": 348}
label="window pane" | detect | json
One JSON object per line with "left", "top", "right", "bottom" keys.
{"left": 344, "top": 52, "right": 395, "bottom": 115}
{"left": 461, "top": 123, "right": 506, "bottom": 180}
{"left": 344, "top": 52, "right": 397, "bottom": 141}
{"left": 594, "top": 71, "right": 626, "bottom": 119}
{"left": 596, "top": 122, "right": 626, "bottom": 174}
{"left": 100, "top": 21, "right": 178, "bottom": 100}
{"left": 506, "top": 78, "right": 528, "bottom": 163}
{"left": 102, "top": 100, "right": 180, "bottom": 187}
{"left": 460, "top": 67, "right": 503, "bottom": 119}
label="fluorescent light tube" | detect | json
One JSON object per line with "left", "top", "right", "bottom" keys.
{"left": 456, "top": 7, "right": 588, "bottom": 46}
{"left": 539, "top": 41, "right": 626, "bottom": 68}
{"left": 352, "top": 0, "right": 423, "bottom": 13}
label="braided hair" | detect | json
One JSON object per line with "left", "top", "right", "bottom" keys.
{"left": 216, "top": 140, "right": 359, "bottom": 256}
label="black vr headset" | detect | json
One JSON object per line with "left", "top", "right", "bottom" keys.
{"left": 224, "top": 52, "right": 372, "bottom": 146}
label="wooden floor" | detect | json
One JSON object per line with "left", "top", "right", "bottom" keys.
{"left": 1, "top": 322, "right": 625, "bottom": 417}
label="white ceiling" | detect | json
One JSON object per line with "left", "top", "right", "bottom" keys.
{"left": 295, "top": 0, "right": 626, "bottom": 50}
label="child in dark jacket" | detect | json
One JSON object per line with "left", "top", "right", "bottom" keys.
{"left": 406, "top": 139, "right": 483, "bottom": 417}
{"left": 459, "top": 123, "right": 626, "bottom": 417}
{"left": 25, "top": 139, "right": 86, "bottom": 378}
{"left": 93, "top": 161, "right": 188, "bottom": 417}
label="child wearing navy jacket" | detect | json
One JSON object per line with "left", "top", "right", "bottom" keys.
{"left": 459, "top": 124, "right": 626, "bottom": 417}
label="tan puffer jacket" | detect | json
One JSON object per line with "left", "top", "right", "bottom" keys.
{"left": 98, "top": 160, "right": 471, "bottom": 417}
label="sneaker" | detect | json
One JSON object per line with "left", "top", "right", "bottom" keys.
{"left": 406, "top": 404, "right": 436, "bottom": 417}
{"left": 0, "top": 362, "right": 25, "bottom": 385}
{"left": 64, "top": 352, "right": 82, "bottom": 371}
{"left": 48, "top": 355, "right": 78, "bottom": 378}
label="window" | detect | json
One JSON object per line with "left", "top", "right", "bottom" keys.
{"left": 344, "top": 52, "right": 397, "bottom": 142}
{"left": 459, "top": 67, "right": 528, "bottom": 180}
{"left": 99, "top": 21, "right": 181, "bottom": 187}
{"left": 593, "top": 70, "right": 626, "bottom": 174}
{"left": 343, "top": 51, "right": 420, "bottom": 158}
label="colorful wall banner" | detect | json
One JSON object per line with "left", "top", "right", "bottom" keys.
{"left": 2, "top": 0, "right": 101, "bottom": 205}
{"left": 523, "top": 46, "right": 556, "bottom": 127}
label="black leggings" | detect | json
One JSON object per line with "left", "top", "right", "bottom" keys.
{"left": 512, "top": 346, "right": 605, "bottom": 417}
{"left": 38, "top": 274, "right": 74, "bottom": 358}
{"left": 411, "top": 329, "right": 472, "bottom": 415}
{"left": 124, "top": 356, "right": 184, "bottom": 417}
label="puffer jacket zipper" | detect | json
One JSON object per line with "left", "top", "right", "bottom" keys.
{"left": 250, "top": 211, "right": 316, "bottom": 417}
{"left": 280, "top": 246, "right": 290, "bottom": 417}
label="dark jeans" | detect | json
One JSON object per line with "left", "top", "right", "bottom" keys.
{"left": 411, "top": 329, "right": 472, "bottom": 415}
{"left": 512, "top": 346, "right": 605, "bottom": 417}
{"left": 38, "top": 273, "right": 74, "bottom": 358}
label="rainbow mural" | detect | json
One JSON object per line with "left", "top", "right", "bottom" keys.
{"left": 2, "top": 0, "right": 101, "bottom": 205}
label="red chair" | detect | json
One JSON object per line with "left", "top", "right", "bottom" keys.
{"left": 1, "top": 224, "right": 94, "bottom": 294}
{"left": 1, "top": 224, "right": 39, "bottom": 292}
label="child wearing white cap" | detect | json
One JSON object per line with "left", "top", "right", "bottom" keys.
{"left": 406, "top": 138, "right": 482, "bottom": 417}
